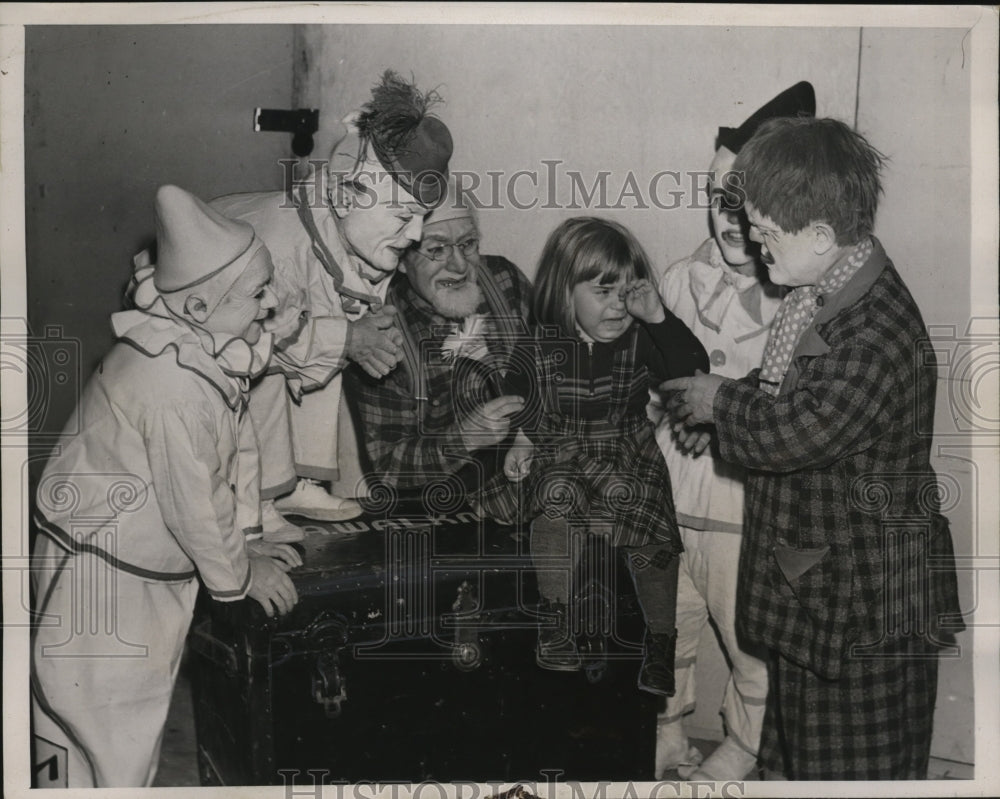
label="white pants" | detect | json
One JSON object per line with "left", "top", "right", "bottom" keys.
{"left": 249, "top": 372, "right": 297, "bottom": 498}
{"left": 31, "top": 534, "right": 198, "bottom": 787}
{"left": 249, "top": 372, "right": 368, "bottom": 496}
{"left": 660, "top": 526, "right": 768, "bottom": 755}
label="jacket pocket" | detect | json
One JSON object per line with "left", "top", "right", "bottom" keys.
{"left": 771, "top": 536, "right": 850, "bottom": 633}
{"left": 773, "top": 540, "right": 830, "bottom": 583}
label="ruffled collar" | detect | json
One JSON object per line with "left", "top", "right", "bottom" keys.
{"left": 112, "top": 266, "right": 273, "bottom": 410}
{"left": 688, "top": 239, "right": 767, "bottom": 331}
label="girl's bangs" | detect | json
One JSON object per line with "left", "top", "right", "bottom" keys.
{"left": 598, "top": 261, "right": 635, "bottom": 285}
{"left": 577, "top": 242, "right": 636, "bottom": 286}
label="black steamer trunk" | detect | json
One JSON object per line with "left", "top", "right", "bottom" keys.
{"left": 189, "top": 503, "right": 657, "bottom": 786}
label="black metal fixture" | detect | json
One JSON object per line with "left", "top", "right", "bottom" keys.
{"left": 253, "top": 108, "right": 320, "bottom": 157}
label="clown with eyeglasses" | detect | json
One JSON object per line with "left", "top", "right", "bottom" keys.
{"left": 345, "top": 178, "right": 534, "bottom": 518}
{"left": 415, "top": 233, "right": 482, "bottom": 264}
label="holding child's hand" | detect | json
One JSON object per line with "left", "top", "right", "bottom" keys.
{"left": 623, "top": 279, "right": 666, "bottom": 325}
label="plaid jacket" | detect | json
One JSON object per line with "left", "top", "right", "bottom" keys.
{"left": 344, "top": 255, "right": 532, "bottom": 510}
{"left": 714, "top": 238, "right": 964, "bottom": 679}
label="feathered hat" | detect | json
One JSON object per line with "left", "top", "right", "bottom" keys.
{"left": 328, "top": 70, "right": 454, "bottom": 207}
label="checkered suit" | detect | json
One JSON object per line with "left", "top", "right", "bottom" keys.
{"left": 712, "top": 238, "right": 965, "bottom": 777}
{"left": 761, "top": 645, "right": 939, "bottom": 779}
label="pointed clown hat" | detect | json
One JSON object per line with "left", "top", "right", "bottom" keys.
{"left": 716, "top": 81, "right": 816, "bottom": 154}
{"left": 153, "top": 185, "right": 264, "bottom": 315}
{"left": 327, "top": 70, "right": 453, "bottom": 208}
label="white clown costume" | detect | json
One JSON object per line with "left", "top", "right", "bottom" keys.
{"left": 209, "top": 74, "right": 454, "bottom": 529}
{"left": 31, "top": 185, "right": 272, "bottom": 787}
{"left": 651, "top": 237, "right": 782, "bottom": 774}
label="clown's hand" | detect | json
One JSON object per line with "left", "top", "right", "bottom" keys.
{"left": 247, "top": 540, "right": 303, "bottom": 570}
{"left": 659, "top": 371, "right": 726, "bottom": 427}
{"left": 247, "top": 554, "right": 299, "bottom": 617}
{"left": 346, "top": 306, "right": 404, "bottom": 378}
{"left": 459, "top": 395, "right": 525, "bottom": 452}
{"left": 264, "top": 268, "right": 309, "bottom": 348}
{"left": 674, "top": 424, "right": 714, "bottom": 457}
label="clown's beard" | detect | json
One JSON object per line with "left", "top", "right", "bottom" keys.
{"left": 432, "top": 281, "right": 484, "bottom": 320}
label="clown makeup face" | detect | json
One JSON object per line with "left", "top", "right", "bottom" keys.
{"left": 201, "top": 248, "right": 277, "bottom": 344}
{"left": 401, "top": 216, "right": 484, "bottom": 320}
{"left": 337, "top": 171, "right": 428, "bottom": 281}
{"left": 745, "top": 203, "right": 832, "bottom": 288}
{"left": 708, "top": 146, "right": 756, "bottom": 273}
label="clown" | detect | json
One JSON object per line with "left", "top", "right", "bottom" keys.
{"left": 31, "top": 185, "right": 301, "bottom": 788}
{"left": 210, "top": 70, "right": 454, "bottom": 541}
{"left": 345, "top": 177, "right": 533, "bottom": 512}
{"left": 663, "top": 116, "right": 965, "bottom": 780}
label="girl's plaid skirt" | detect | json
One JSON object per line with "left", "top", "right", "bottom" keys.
{"left": 518, "top": 412, "right": 682, "bottom": 552}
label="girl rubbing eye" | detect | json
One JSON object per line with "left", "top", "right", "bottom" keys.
{"left": 497, "top": 216, "right": 709, "bottom": 688}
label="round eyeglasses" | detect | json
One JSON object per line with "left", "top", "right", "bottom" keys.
{"left": 416, "top": 237, "right": 480, "bottom": 262}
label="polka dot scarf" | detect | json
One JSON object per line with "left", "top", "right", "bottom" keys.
{"left": 758, "top": 237, "right": 873, "bottom": 395}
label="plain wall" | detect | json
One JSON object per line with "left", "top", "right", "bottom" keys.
{"left": 296, "top": 25, "right": 859, "bottom": 279}
{"left": 24, "top": 25, "right": 295, "bottom": 462}
{"left": 858, "top": 26, "right": 975, "bottom": 765}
